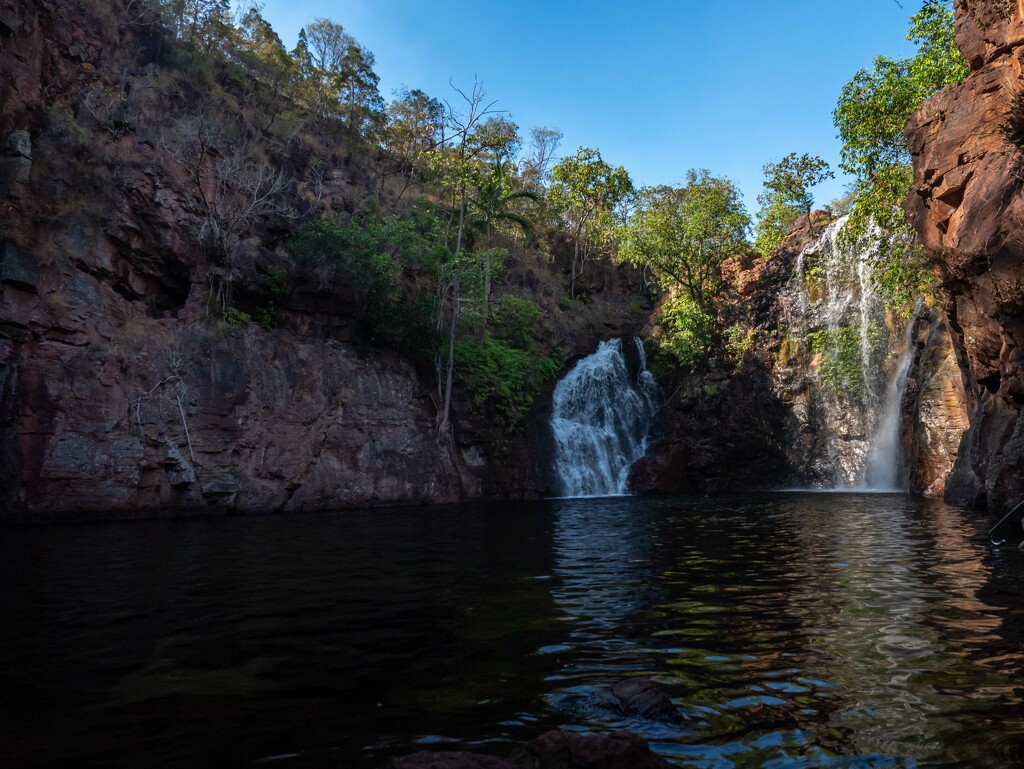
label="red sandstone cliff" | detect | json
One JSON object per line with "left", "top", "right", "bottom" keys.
{"left": 906, "top": 0, "right": 1024, "bottom": 511}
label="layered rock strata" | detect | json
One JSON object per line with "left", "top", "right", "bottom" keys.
{"left": 906, "top": 0, "right": 1024, "bottom": 510}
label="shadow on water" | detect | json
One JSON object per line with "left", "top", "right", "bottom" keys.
{"left": 1, "top": 494, "right": 1024, "bottom": 768}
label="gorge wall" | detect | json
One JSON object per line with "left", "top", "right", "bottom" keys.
{"left": 906, "top": 0, "right": 1024, "bottom": 511}
{"left": 0, "top": 0, "right": 989, "bottom": 518}
{"left": 635, "top": 217, "right": 969, "bottom": 497}
{"left": 0, "top": 0, "right": 652, "bottom": 518}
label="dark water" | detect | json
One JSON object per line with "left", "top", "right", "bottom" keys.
{"left": 2, "top": 494, "right": 1024, "bottom": 769}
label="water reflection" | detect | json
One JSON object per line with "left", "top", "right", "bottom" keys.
{"left": 545, "top": 494, "right": 1024, "bottom": 767}
{"left": 1, "top": 496, "right": 1023, "bottom": 768}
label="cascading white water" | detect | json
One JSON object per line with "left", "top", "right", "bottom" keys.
{"left": 550, "top": 338, "right": 660, "bottom": 498}
{"left": 864, "top": 304, "right": 921, "bottom": 491}
{"left": 779, "top": 217, "right": 917, "bottom": 489}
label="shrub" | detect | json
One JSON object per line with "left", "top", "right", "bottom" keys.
{"left": 455, "top": 335, "right": 562, "bottom": 431}
{"left": 657, "top": 294, "right": 715, "bottom": 369}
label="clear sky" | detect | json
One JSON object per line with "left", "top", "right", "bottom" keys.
{"left": 259, "top": 1, "right": 919, "bottom": 211}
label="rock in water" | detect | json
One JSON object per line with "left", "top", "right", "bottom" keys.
{"left": 574, "top": 678, "right": 683, "bottom": 724}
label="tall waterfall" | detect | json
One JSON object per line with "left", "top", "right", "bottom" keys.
{"left": 780, "top": 217, "right": 916, "bottom": 489}
{"left": 864, "top": 303, "right": 921, "bottom": 490}
{"left": 550, "top": 338, "right": 660, "bottom": 498}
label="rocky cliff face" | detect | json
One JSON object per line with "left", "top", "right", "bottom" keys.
{"left": 0, "top": 0, "right": 651, "bottom": 518}
{"left": 635, "top": 217, "right": 968, "bottom": 496}
{"left": 906, "top": 0, "right": 1024, "bottom": 510}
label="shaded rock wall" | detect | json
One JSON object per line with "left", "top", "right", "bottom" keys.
{"left": 4, "top": 326, "right": 466, "bottom": 517}
{"left": 906, "top": 0, "right": 1024, "bottom": 510}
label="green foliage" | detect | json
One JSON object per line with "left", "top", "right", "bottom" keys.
{"left": 619, "top": 169, "right": 750, "bottom": 312}
{"left": 255, "top": 304, "right": 277, "bottom": 329}
{"left": 811, "top": 327, "right": 858, "bottom": 398}
{"left": 549, "top": 146, "right": 634, "bottom": 297}
{"left": 225, "top": 306, "right": 251, "bottom": 326}
{"left": 833, "top": 0, "right": 966, "bottom": 308}
{"left": 261, "top": 266, "right": 289, "bottom": 296}
{"left": 293, "top": 18, "right": 385, "bottom": 139}
{"left": 808, "top": 323, "right": 886, "bottom": 399}
{"left": 656, "top": 294, "right": 715, "bottom": 369}
{"left": 45, "top": 105, "right": 89, "bottom": 147}
{"left": 549, "top": 147, "right": 633, "bottom": 247}
{"left": 455, "top": 296, "right": 562, "bottom": 431}
{"left": 489, "top": 294, "right": 542, "bottom": 350}
{"left": 725, "top": 323, "right": 754, "bottom": 368}
{"left": 753, "top": 199, "right": 801, "bottom": 257}
{"left": 754, "top": 153, "right": 833, "bottom": 256}
{"left": 287, "top": 203, "right": 448, "bottom": 352}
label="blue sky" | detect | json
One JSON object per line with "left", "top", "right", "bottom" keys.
{"left": 259, "top": 1, "right": 920, "bottom": 211}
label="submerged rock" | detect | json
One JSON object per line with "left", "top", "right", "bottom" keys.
{"left": 573, "top": 678, "right": 683, "bottom": 724}
{"left": 388, "top": 752, "right": 518, "bottom": 769}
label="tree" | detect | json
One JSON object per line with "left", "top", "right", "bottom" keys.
{"left": 619, "top": 169, "right": 750, "bottom": 313}
{"left": 159, "top": 0, "right": 232, "bottom": 50}
{"left": 549, "top": 147, "right": 633, "bottom": 299}
{"left": 833, "top": 0, "right": 966, "bottom": 305}
{"left": 429, "top": 79, "right": 505, "bottom": 436}
{"left": 293, "top": 18, "right": 384, "bottom": 141}
{"left": 754, "top": 152, "right": 833, "bottom": 255}
{"left": 236, "top": 5, "right": 297, "bottom": 94}
{"left": 521, "top": 126, "right": 563, "bottom": 190}
{"left": 384, "top": 87, "right": 446, "bottom": 197}
{"left": 167, "top": 112, "right": 292, "bottom": 314}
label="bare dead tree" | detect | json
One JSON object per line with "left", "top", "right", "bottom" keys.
{"left": 167, "top": 112, "right": 294, "bottom": 314}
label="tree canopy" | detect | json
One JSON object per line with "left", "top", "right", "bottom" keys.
{"left": 833, "top": 0, "right": 967, "bottom": 306}
{"left": 619, "top": 169, "right": 750, "bottom": 312}
{"left": 549, "top": 147, "right": 633, "bottom": 298}
{"left": 754, "top": 153, "right": 833, "bottom": 256}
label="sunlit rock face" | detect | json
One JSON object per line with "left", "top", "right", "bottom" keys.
{"left": 634, "top": 216, "right": 968, "bottom": 495}
{"left": 906, "top": 0, "right": 1024, "bottom": 510}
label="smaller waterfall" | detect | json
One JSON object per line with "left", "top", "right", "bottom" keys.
{"left": 864, "top": 305, "right": 921, "bottom": 491}
{"left": 550, "top": 338, "right": 660, "bottom": 498}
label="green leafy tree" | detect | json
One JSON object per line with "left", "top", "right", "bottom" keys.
{"left": 286, "top": 204, "right": 447, "bottom": 352}
{"left": 619, "top": 169, "right": 750, "bottom": 313}
{"left": 754, "top": 153, "right": 833, "bottom": 256}
{"left": 833, "top": 0, "right": 967, "bottom": 306}
{"left": 656, "top": 294, "right": 715, "bottom": 368}
{"left": 159, "top": 0, "right": 232, "bottom": 50}
{"left": 454, "top": 295, "right": 563, "bottom": 431}
{"left": 549, "top": 147, "right": 634, "bottom": 299}
{"left": 426, "top": 80, "right": 506, "bottom": 436}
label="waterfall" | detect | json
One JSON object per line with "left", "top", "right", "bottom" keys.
{"left": 864, "top": 304, "right": 921, "bottom": 491}
{"left": 550, "top": 338, "right": 660, "bottom": 498}
{"left": 778, "top": 217, "right": 915, "bottom": 489}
